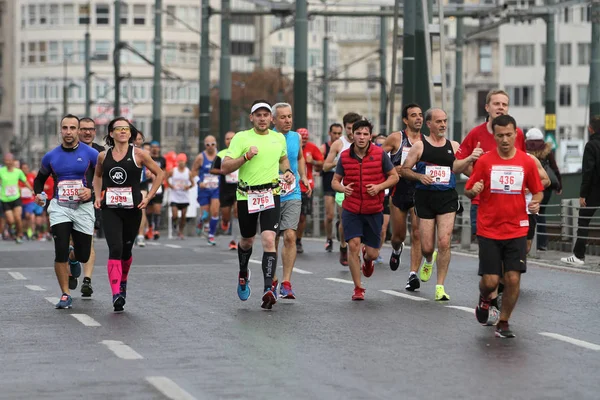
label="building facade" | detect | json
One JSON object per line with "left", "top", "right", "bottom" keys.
{"left": 0, "top": 0, "right": 15, "bottom": 153}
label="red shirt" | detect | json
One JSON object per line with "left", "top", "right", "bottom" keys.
{"left": 44, "top": 176, "right": 55, "bottom": 200}
{"left": 457, "top": 122, "right": 526, "bottom": 205}
{"left": 465, "top": 149, "right": 544, "bottom": 240}
{"left": 300, "top": 142, "right": 324, "bottom": 193}
{"left": 20, "top": 173, "right": 36, "bottom": 204}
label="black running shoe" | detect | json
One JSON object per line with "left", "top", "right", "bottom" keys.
{"left": 68, "top": 275, "right": 78, "bottom": 290}
{"left": 475, "top": 297, "right": 491, "bottom": 324}
{"left": 120, "top": 281, "right": 127, "bottom": 299}
{"left": 495, "top": 321, "right": 515, "bottom": 338}
{"left": 81, "top": 278, "right": 93, "bottom": 298}
{"left": 113, "top": 294, "right": 126, "bottom": 313}
{"left": 390, "top": 243, "right": 403, "bottom": 271}
{"left": 405, "top": 273, "right": 420, "bottom": 291}
{"left": 325, "top": 239, "right": 333, "bottom": 252}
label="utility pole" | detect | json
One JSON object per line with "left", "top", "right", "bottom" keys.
{"left": 415, "top": 0, "right": 431, "bottom": 134}
{"left": 294, "top": 0, "right": 308, "bottom": 129}
{"left": 544, "top": 0, "right": 557, "bottom": 149}
{"left": 152, "top": 0, "right": 163, "bottom": 142}
{"left": 590, "top": 0, "right": 600, "bottom": 117}
{"left": 452, "top": 0, "right": 464, "bottom": 141}
{"left": 114, "top": 0, "right": 121, "bottom": 118}
{"left": 199, "top": 0, "right": 210, "bottom": 149}
{"left": 219, "top": 0, "right": 232, "bottom": 150}
{"left": 379, "top": 10, "right": 387, "bottom": 135}
{"left": 85, "top": 30, "right": 92, "bottom": 117}
{"left": 321, "top": 17, "right": 329, "bottom": 144}
{"left": 401, "top": 0, "right": 416, "bottom": 130}
{"left": 388, "top": 0, "right": 401, "bottom": 133}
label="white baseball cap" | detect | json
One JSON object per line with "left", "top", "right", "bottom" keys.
{"left": 526, "top": 128, "right": 544, "bottom": 140}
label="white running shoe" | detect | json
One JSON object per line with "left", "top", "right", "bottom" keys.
{"left": 136, "top": 234, "right": 146, "bottom": 247}
{"left": 560, "top": 255, "right": 584, "bottom": 266}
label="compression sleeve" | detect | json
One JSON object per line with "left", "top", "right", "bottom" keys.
{"left": 33, "top": 170, "right": 50, "bottom": 195}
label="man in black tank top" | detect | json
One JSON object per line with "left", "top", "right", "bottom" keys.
{"left": 320, "top": 123, "right": 343, "bottom": 252}
{"left": 401, "top": 108, "right": 482, "bottom": 301}
{"left": 382, "top": 103, "right": 425, "bottom": 291}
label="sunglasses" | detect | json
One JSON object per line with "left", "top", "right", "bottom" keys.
{"left": 113, "top": 127, "right": 131, "bottom": 133}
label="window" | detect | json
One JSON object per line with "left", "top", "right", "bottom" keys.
{"left": 540, "top": 44, "right": 545, "bottom": 64}
{"left": 176, "top": 6, "right": 187, "bottom": 28}
{"left": 20, "top": 42, "right": 26, "bottom": 65}
{"left": 581, "top": 5, "right": 591, "bottom": 22}
{"left": 562, "top": 7, "right": 571, "bottom": 23}
{"left": 96, "top": 4, "right": 110, "bottom": 25}
{"left": 133, "top": 4, "right": 146, "bottom": 25}
{"left": 120, "top": 3, "right": 128, "bottom": 24}
{"left": 28, "top": 42, "right": 37, "bottom": 63}
{"left": 95, "top": 40, "right": 110, "bottom": 61}
{"left": 28, "top": 5, "right": 36, "bottom": 25}
{"left": 309, "top": 49, "right": 320, "bottom": 67}
{"left": 79, "top": 4, "right": 90, "bottom": 25}
{"left": 272, "top": 48, "right": 286, "bottom": 66}
{"left": 367, "top": 62, "right": 377, "bottom": 89}
{"left": 164, "top": 42, "right": 176, "bottom": 64}
{"left": 132, "top": 41, "right": 147, "bottom": 63}
{"left": 559, "top": 43, "right": 572, "bottom": 66}
{"left": 39, "top": 41, "right": 47, "bottom": 63}
{"left": 477, "top": 90, "right": 488, "bottom": 118}
{"left": 177, "top": 43, "right": 187, "bottom": 63}
{"left": 63, "top": 4, "right": 75, "bottom": 25}
{"left": 232, "top": 15, "right": 254, "bottom": 25}
{"left": 75, "top": 40, "right": 85, "bottom": 62}
{"left": 166, "top": 5, "right": 175, "bottom": 27}
{"left": 188, "top": 43, "right": 199, "bottom": 65}
{"left": 49, "top": 4, "right": 59, "bottom": 25}
{"left": 0, "top": 44, "right": 3, "bottom": 70}
{"left": 20, "top": 4, "right": 26, "bottom": 27}
{"left": 578, "top": 43, "right": 591, "bottom": 65}
{"left": 578, "top": 84, "right": 588, "bottom": 107}
{"left": 479, "top": 42, "right": 492, "bottom": 73}
{"left": 39, "top": 5, "right": 47, "bottom": 24}
{"left": 506, "top": 86, "right": 534, "bottom": 106}
{"left": 190, "top": 7, "right": 200, "bottom": 27}
{"left": 49, "top": 41, "right": 59, "bottom": 63}
{"left": 231, "top": 41, "right": 254, "bottom": 56}
{"left": 559, "top": 85, "right": 571, "bottom": 106}
{"left": 505, "top": 44, "right": 535, "bottom": 66}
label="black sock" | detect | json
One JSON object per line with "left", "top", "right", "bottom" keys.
{"left": 490, "top": 297, "right": 499, "bottom": 309}
{"left": 238, "top": 245, "right": 252, "bottom": 274}
{"left": 153, "top": 214, "right": 161, "bottom": 230}
{"left": 262, "top": 252, "right": 276, "bottom": 291}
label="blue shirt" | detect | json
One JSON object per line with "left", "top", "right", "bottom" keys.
{"left": 40, "top": 143, "right": 99, "bottom": 199}
{"left": 280, "top": 130, "right": 301, "bottom": 202}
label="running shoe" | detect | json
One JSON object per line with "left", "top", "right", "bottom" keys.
{"left": 352, "top": 286, "right": 365, "bottom": 301}
{"left": 68, "top": 275, "right": 78, "bottom": 290}
{"left": 279, "top": 281, "right": 296, "bottom": 299}
{"left": 560, "top": 254, "right": 584, "bottom": 266}
{"left": 325, "top": 238, "right": 333, "bottom": 252}
{"left": 153, "top": 231, "right": 160, "bottom": 240}
{"left": 81, "top": 278, "right": 93, "bottom": 298}
{"left": 145, "top": 227, "right": 153, "bottom": 240}
{"left": 229, "top": 240, "right": 238, "bottom": 250}
{"left": 375, "top": 255, "right": 383, "bottom": 264}
{"left": 237, "top": 270, "right": 251, "bottom": 301}
{"left": 120, "top": 281, "right": 127, "bottom": 299}
{"left": 271, "top": 279, "right": 279, "bottom": 298}
{"left": 419, "top": 250, "right": 437, "bottom": 282}
{"left": 434, "top": 284, "right": 450, "bottom": 301}
{"left": 136, "top": 235, "right": 146, "bottom": 247}
{"left": 405, "top": 273, "right": 420, "bottom": 291}
{"left": 55, "top": 293, "right": 72, "bottom": 309}
{"left": 495, "top": 321, "right": 516, "bottom": 338}
{"left": 361, "top": 246, "right": 374, "bottom": 278}
{"left": 261, "top": 289, "right": 277, "bottom": 310}
{"left": 296, "top": 240, "right": 304, "bottom": 254}
{"left": 389, "top": 242, "right": 404, "bottom": 271}
{"left": 113, "top": 293, "right": 126, "bottom": 313}
{"left": 475, "top": 297, "right": 499, "bottom": 326}
{"left": 339, "top": 246, "right": 348, "bottom": 266}
{"left": 208, "top": 236, "right": 216, "bottom": 246}
{"left": 221, "top": 221, "right": 230, "bottom": 233}
{"left": 15, "top": 237, "right": 23, "bottom": 244}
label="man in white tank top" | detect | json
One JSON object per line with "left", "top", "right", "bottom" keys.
{"left": 167, "top": 154, "right": 195, "bottom": 239}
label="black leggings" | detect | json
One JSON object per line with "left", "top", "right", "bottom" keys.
{"left": 102, "top": 207, "right": 143, "bottom": 260}
{"left": 52, "top": 222, "right": 93, "bottom": 263}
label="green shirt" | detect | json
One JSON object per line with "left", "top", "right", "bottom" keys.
{"left": 0, "top": 167, "right": 27, "bottom": 202}
{"left": 226, "top": 128, "right": 287, "bottom": 200}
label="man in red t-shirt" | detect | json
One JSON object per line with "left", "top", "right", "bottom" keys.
{"left": 456, "top": 89, "right": 526, "bottom": 239}
{"left": 296, "top": 128, "right": 324, "bottom": 251}
{"left": 465, "top": 114, "right": 543, "bottom": 339}
{"left": 19, "top": 162, "right": 40, "bottom": 239}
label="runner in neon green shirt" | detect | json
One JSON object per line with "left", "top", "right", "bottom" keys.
{"left": 0, "top": 153, "right": 33, "bottom": 243}
{"left": 222, "top": 99, "right": 294, "bottom": 310}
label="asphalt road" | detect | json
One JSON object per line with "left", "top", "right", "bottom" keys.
{"left": 2, "top": 236, "right": 599, "bottom": 400}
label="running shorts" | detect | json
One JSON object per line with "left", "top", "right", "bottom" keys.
{"left": 477, "top": 235, "right": 527, "bottom": 276}
{"left": 341, "top": 209, "right": 383, "bottom": 249}
{"left": 1, "top": 198, "right": 22, "bottom": 211}
{"left": 391, "top": 183, "right": 416, "bottom": 212}
{"left": 383, "top": 195, "right": 390, "bottom": 215}
{"left": 301, "top": 193, "right": 312, "bottom": 216}
{"left": 237, "top": 195, "right": 281, "bottom": 238}
{"left": 47, "top": 199, "right": 95, "bottom": 235}
{"left": 279, "top": 199, "right": 301, "bottom": 231}
{"left": 322, "top": 173, "right": 335, "bottom": 197}
{"left": 150, "top": 193, "right": 164, "bottom": 206}
{"left": 220, "top": 185, "right": 237, "bottom": 208}
{"left": 414, "top": 189, "right": 459, "bottom": 220}
{"left": 170, "top": 202, "right": 190, "bottom": 210}
{"left": 198, "top": 188, "right": 219, "bottom": 207}
{"left": 22, "top": 202, "right": 44, "bottom": 216}
{"left": 335, "top": 192, "right": 344, "bottom": 207}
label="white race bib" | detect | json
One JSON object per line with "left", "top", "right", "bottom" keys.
{"left": 4, "top": 185, "right": 18, "bottom": 197}
{"left": 106, "top": 187, "right": 134, "bottom": 208}
{"left": 156, "top": 184, "right": 163, "bottom": 195}
{"left": 225, "top": 169, "right": 239, "bottom": 184}
{"left": 203, "top": 174, "right": 219, "bottom": 189}
{"left": 279, "top": 174, "right": 297, "bottom": 196}
{"left": 20, "top": 187, "right": 33, "bottom": 198}
{"left": 490, "top": 165, "right": 524, "bottom": 195}
{"left": 58, "top": 180, "right": 83, "bottom": 203}
{"left": 174, "top": 179, "right": 188, "bottom": 191}
{"left": 425, "top": 165, "right": 451, "bottom": 185}
{"left": 247, "top": 190, "right": 275, "bottom": 214}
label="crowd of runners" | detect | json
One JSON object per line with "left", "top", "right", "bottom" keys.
{"left": 1, "top": 88, "right": 561, "bottom": 339}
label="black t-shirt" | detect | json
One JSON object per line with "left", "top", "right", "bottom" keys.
{"left": 211, "top": 156, "right": 237, "bottom": 192}
{"left": 92, "top": 142, "right": 106, "bottom": 152}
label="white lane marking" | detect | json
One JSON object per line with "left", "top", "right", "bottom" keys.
{"left": 100, "top": 340, "right": 144, "bottom": 360}
{"left": 539, "top": 332, "right": 600, "bottom": 351}
{"left": 249, "top": 259, "right": 261, "bottom": 264}
{"left": 25, "top": 285, "right": 46, "bottom": 291}
{"left": 45, "top": 297, "right": 60, "bottom": 304}
{"left": 146, "top": 376, "right": 197, "bottom": 400}
{"left": 71, "top": 314, "right": 101, "bottom": 327}
{"left": 145, "top": 242, "right": 160, "bottom": 246}
{"left": 325, "top": 277, "right": 354, "bottom": 284}
{"left": 165, "top": 244, "right": 182, "bottom": 249}
{"left": 8, "top": 272, "right": 27, "bottom": 280}
{"left": 379, "top": 289, "right": 429, "bottom": 302}
{"left": 251, "top": 259, "right": 313, "bottom": 274}
{"left": 446, "top": 305, "right": 475, "bottom": 313}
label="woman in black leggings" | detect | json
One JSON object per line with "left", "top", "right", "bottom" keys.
{"left": 93, "top": 117, "right": 164, "bottom": 312}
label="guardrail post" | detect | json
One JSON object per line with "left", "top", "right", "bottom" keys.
{"left": 312, "top": 195, "right": 321, "bottom": 238}
{"left": 460, "top": 197, "right": 471, "bottom": 250}
{"left": 572, "top": 198, "right": 579, "bottom": 249}
{"left": 561, "top": 198, "right": 570, "bottom": 242}
{"left": 529, "top": 216, "right": 537, "bottom": 258}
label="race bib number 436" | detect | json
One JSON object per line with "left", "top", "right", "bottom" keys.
{"left": 247, "top": 190, "right": 275, "bottom": 214}
{"left": 425, "top": 165, "right": 451, "bottom": 184}
{"left": 490, "top": 165, "right": 524, "bottom": 194}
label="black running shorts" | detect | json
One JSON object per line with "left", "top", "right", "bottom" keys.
{"left": 477, "top": 235, "right": 527, "bottom": 277}
{"left": 220, "top": 185, "right": 237, "bottom": 208}
{"left": 301, "top": 192, "right": 312, "bottom": 216}
{"left": 383, "top": 194, "right": 391, "bottom": 215}
{"left": 237, "top": 195, "right": 281, "bottom": 238}
{"left": 414, "top": 189, "right": 459, "bottom": 220}
{"left": 527, "top": 214, "right": 537, "bottom": 240}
